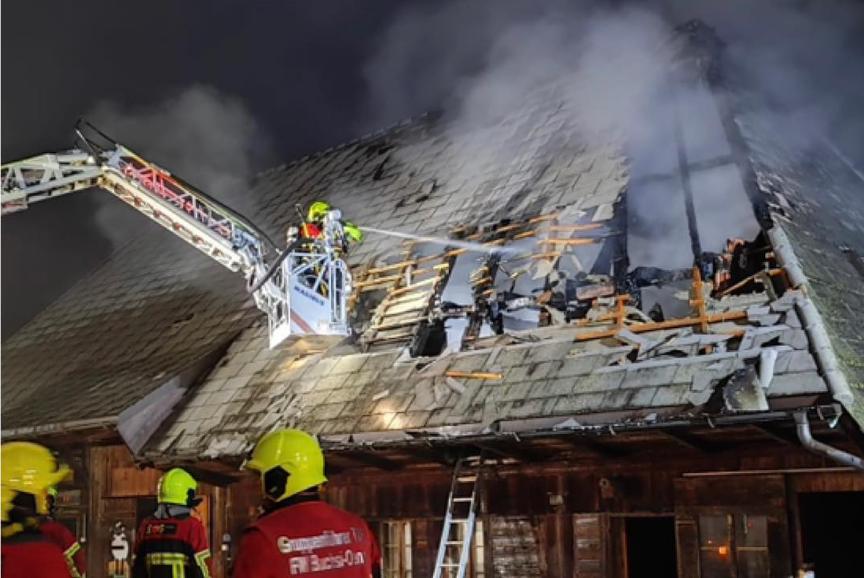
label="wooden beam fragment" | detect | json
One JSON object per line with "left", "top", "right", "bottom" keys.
{"left": 574, "top": 310, "right": 748, "bottom": 341}
{"left": 548, "top": 223, "right": 604, "bottom": 232}
{"left": 539, "top": 238, "right": 597, "bottom": 246}
{"left": 444, "top": 371, "right": 503, "bottom": 380}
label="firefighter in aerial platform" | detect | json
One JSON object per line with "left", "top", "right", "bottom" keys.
{"left": 41, "top": 486, "right": 87, "bottom": 578}
{"left": 232, "top": 429, "right": 382, "bottom": 578}
{"left": 131, "top": 468, "right": 212, "bottom": 578}
{"left": 285, "top": 201, "right": 363, "bottom": 298}
{"left": 287, "top": 201, "right": 364, "bottom": 255}
{"left": 1, "top": 441, "right": 76, "bottom": 578}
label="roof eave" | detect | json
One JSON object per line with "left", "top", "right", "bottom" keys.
{"left": 0, "top": 415, "right": 118, "bottom": 440}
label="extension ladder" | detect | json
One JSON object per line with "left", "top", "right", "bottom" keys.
{"left": 432, "top": 455, "right": 484, "bottom": 578}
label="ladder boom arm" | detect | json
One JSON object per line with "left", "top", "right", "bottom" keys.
{"left": 2, "top": 123, "right": 271, "bottom": 274}
{"left": 1, "top": 152, "right": 103, "bottom": 214}
{"left": 3, "top": 121, "right": 354, "bottom": 349}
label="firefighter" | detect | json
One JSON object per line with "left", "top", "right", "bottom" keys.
{"left": 1, "top": 441, "right": 75, "bottom": 578}
{"left": 232, "top": 429, "right": 381, "bottom": 578}
{"left": 41, "top": 486, "right": 87, "bottom": 578}
{"left": 131, "top": 468, "right": 212, "bottom": 578}
{"left": 301, "top": 201, "right": 331, "bottom": 240}
{"left": 342, "top": 221, "right": 364, "bottom": 252}
{"left": 301, "top": 201, "right": 364, "bottom": 251}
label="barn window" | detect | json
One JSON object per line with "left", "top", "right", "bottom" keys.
{"left": 380, "top": 520, "right": 413, "bottom": 578}
{"left": 698, "top": 514, "right": 769, "bottom": 578}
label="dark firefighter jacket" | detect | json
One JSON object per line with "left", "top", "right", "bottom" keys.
{"left": 132, "top": 513, "right": 212, "bottom": 578}
{"left": 232, "top": 495, "right": 381, "bottom": 578}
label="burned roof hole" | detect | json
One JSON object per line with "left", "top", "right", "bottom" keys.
{"left": 172, "top": 313, "right": 195, "bottom": 326}
{"left": 411, "top": 321, "right": 448, "bottom": 358}
{"left": 367, "top": 143, "right": 395, "bottom": 156}
{"left": 372, "top": 157, "right": 389, "bottom": 181}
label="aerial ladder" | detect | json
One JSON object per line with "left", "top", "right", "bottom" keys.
{"left": 1, "top": 121, "right": 352, "bottom": 349}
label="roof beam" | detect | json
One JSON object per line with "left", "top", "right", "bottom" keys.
{"left": 474, "top": 442, "right": 544, "bottom": 463}
{"left": 410, "top": 447, "right": 458, "bottom": 467}
{"left": 661, "top": 429, "right": 720, "bottom": 453}
{"left": 563, "top": 436, "right": 632, "bottom": 459}
{"left": 755, "top": 423, "right": 800, "bottom": 447}
{"left": 338, "top": 451, "right": 402, "bottom": 471}
{"left": 178, "top": 465, "right": 239, "bottom": 487}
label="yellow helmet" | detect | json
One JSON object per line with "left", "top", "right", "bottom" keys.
{"left": 343, "top": 221, "right": 363, "bottom": 243}
{"left": 244, "top": 429, "right": 327, "bottom": 502}
{"left": 307, "top": 201, "right": 331, "bottom": 222}
{"left": 157, "top": 468, "right": 201, "bottom": 507}
{"left": 1, "top": 442, "right": 70, "bottom": 521}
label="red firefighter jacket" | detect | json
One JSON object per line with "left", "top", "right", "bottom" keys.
{"left": 232, "top": 498, "right": 381, "bottom": 578}
{"left": 301, "top": 223, "right": 322, "bottom": 239}
{"left": 1, "top": 529, "right": 73, "bottom": 578}
{"left": 41, "top": 519, "right": 86, "bottom": 578}
{"left": 131, "top": 514, "right": 212, "bottom": 578}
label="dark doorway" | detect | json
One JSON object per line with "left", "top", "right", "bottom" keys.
{"left": 799, "top": 492, "right": 864, "bottom": 578}
{"left": 625, "top": 517, "right": 678, "bottom": 578}
{"left": 135, "top": 497, "right": 158, "bottom": 529}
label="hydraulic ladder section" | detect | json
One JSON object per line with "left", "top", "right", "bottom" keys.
{"left": 433, "top": 455, "right": 484, "bottom": 578}
{"left": 2, "top": 121, "right": 265, "bottom": 274}
{"left": 1, "top": 121, "right": 352, "bottom": 348}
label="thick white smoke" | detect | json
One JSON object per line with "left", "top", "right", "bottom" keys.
{"left": 89, "top": 85, "right": 274, "bottom": 205}
{"left": 87, "top": 86, "right": 274, "bottom": 248}
{"left": 362, "top": 0, "right": 864, "bottom": 267}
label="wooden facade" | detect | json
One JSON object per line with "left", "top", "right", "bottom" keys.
{"left": 50, "top": 433, "right": 864, "bottom": 578}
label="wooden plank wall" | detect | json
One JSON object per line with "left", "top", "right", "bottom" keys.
{"left": 77, "top": 443, "right": 862, "bottom": 578}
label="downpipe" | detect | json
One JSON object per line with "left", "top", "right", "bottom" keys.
{"left": 794, "top": 411, "right": 864, "bottom": 472}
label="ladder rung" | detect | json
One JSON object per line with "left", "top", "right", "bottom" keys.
{"left": 452, "top": 497, "right": 474, "bottom": 502}
{"left": 450, "top": 518, "right": 470, "bottom": 523}
{"left": 446, "top": 540, "right": 465, "bottom": 545}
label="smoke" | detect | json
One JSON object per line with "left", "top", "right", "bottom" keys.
{"left": 362, "top": 0, "right": 864, "bottom": 267}
{"left": 87, "top": 86, "right": 274, "bottom": 247}
{"left": 663, "top": 0, "right": 864, "bottom": 153}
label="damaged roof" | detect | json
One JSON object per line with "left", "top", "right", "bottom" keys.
{"left": 1, "top": 82, "right": 624, "bottom": 436}
{"left": 739, "top": 112, "right": 864, "bottom": 423}
{"left": 147, "top": 289, "right": 827, "bottom": 463}
{"left": 3, "top": 20, "right": 860, "bottom": 458}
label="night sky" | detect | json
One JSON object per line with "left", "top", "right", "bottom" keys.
{"left": 1, "top": 0, "right": 429, "bottom": 339}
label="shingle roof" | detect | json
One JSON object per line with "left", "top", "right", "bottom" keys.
{"left": 1, "top": 226, "right": 256, "bottom": 433}
{"left": 2, "top": 83, "right": 622, "bottom": 434}
{"left": 4, "top": 18, "right": 858, "bottom": 452}
{"left": 739, "top": 111, "right": 864, "bottom": 424}
{"left": 146, "top": 289, "right": 827, "bottom": 463}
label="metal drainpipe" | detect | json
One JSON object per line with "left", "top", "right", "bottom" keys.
{"left": 794, "top": 411, "right": 864, "bottom": 472}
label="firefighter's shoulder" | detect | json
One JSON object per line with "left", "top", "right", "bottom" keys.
{"left": 2, "top": 532, "right": 72, "bottom": 578}
{"left": 40, "top": 519, "right": 76, "bottom": 545}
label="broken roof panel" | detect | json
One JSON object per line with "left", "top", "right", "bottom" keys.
{"left": 145, "top": 283, "right": 829, "bottom": 463}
